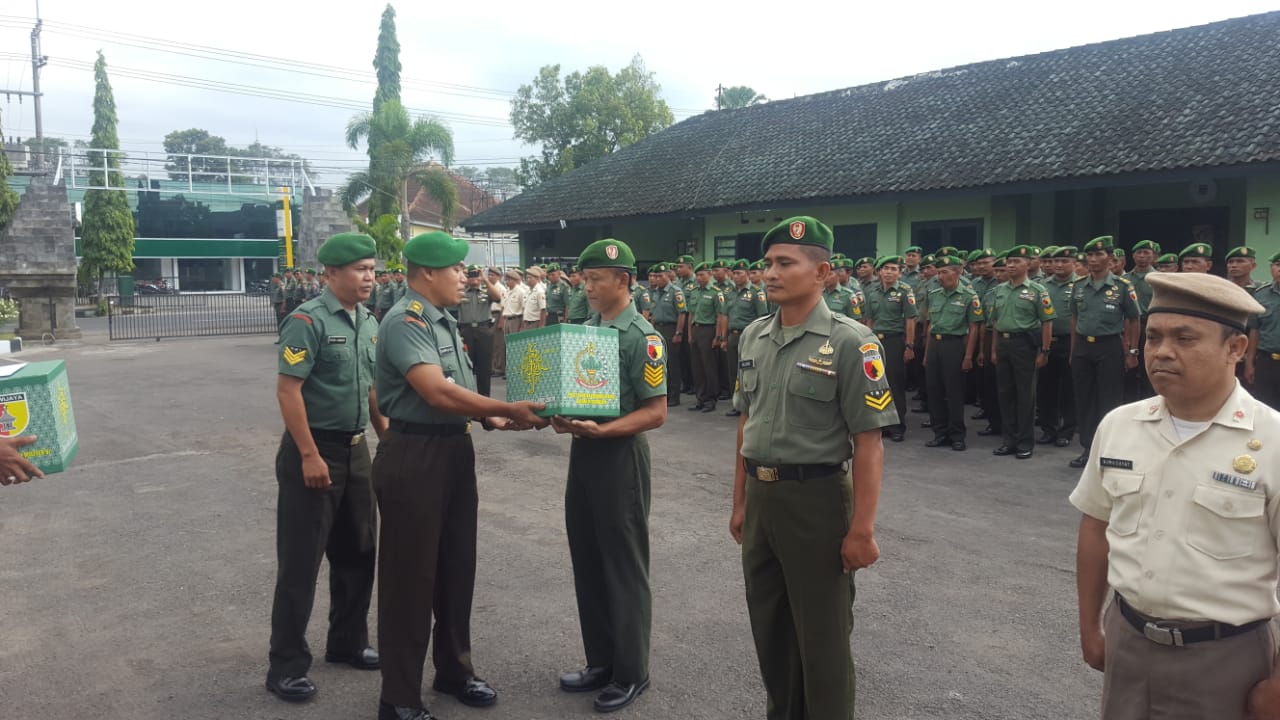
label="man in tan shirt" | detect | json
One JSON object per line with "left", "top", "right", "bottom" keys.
{"left": 1070, "top": 272, "right": 1279, "bottom": 720}
{"left": 522, "top": 266, "right": 547, "bottom": 328}
{"left": 495, "top": 269, "right": 526, "bottom": 377}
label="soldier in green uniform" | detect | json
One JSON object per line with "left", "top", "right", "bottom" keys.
{"left": 1067, "top": 235, "right": 1142, "bottom": 469}
{"left": 711, "top": 259, "right": 733, "bottom": 292}
{"left": 270, "top": 272, "right": 287, "bottom": 330}
{"left": 1180, "top": 242, "right": 1214, "bottom": 273}
{"left": 862, "top": 255, "right": 918, "bottom": 442}
{"left": 566, "top": 264, "right": 591, "bottom": 324}
{"left": 267, "top": 233, "right": 386, "bottom": 704}
{"left": 1247, "top": 250, "right": 1280, "bottom": 410}
{"left": 545, "top": 264, "right": 571, "bottom": 324}
{"left": 630, "top": 278, "right": 653, "bottom": 320}
{"left": 376, "top": 270, "right": 396, "bottom": 320}
{"left": 686, "top": 262, "right": 727, "bottom": 412}
{"left": 922, "top": 255, "right": 982, "bottom": 451}
{"left": 903, "top": 246, "right": 927, "bottom": 406}
{"left": 458, "top": 265, "right": 504, "bottom": 397}
{"left": 965, "top": 249, "right": 997, "bottom": 412}
{"left": 730, "top": 216, "right": 896, "bottom": 720}
{"left": 1124, "top": 240, "right": 1160, "bottom": 402}
{"left": 550, "top": 239, "right": 668, "bottom": 714}
{"left": 647, "top": 263, "right": 686, "bottom": 407}
{"left": 365, "top": 271, "right": 381, "bottom": 314}
{"left": 853, "top": 257, "right": 875, "bottom": 287}
{"left": 284, "top": 268, "right": 302, "bottom": 314}
{"left": 988, "top": 246, "right": 1054, "bottom": 459}
{"left": 902, "top": 245, "right": 924, "bottom": 289}
{"left": 392, "top": 268, "right": 407, "bottom": 304}
{"left": 975, "top": 256, "right": 1006, "bottom": 436}
{"left": 1155, "top": 252, "right": 1179, "bottom": 272}
{"left": 1226, "top": 246, "right": 1260, "bottom": 290}
{"left": 821, "top": 262, "right": 862, "bottom": 321}
{"left": 723, "top": 259, "right": 770, "bottom": 417}
{"left": 1110, "top": 248, "right": 1127, "bottom": 276}
{"left": 1036, "top": 246, "right": 1078, "bottom": 447}
{"left": 372, "top": 232, "right": 546, "bottom": 720}
{"left": 674, "top": 254, "right": 699, "bottom": 395}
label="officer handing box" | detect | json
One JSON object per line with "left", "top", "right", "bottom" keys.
{"left": 0, "top": 360, "right": 79, "bottom": 475}
{"left": 504, "top": 324, "right": 622, "bottom": 418}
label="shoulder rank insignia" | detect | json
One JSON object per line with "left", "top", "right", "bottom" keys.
{"left": 407, "top": 300, "right": 424, "bottom": 316}
{"left": 282, "top": 346, "right": 307, "bottom": 366}
{"left": 644, "top": 334, "right": 665, "bottom": 387}
{"left": 864, "top": 389, "right": 893, "bottom": 411}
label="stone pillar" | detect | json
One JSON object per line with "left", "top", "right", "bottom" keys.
{"left": 0, "top": 177, "right": 81, "bottom": 340}
{"left": 296, "top": 188, "right": 355, "bottom": 267}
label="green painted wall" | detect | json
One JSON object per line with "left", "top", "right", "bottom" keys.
{"left": 1246, "top": 175, "right": 1280, "bottom": 259}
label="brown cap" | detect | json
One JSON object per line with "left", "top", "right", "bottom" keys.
{"left": 524, "top": 266, "right": 545, "bottom": 279}
{"left": 1146, "top": 272, "right": 1264, "bottom": 333}
{"left": 503, "top": 268, "right": 522, "bottom": 281}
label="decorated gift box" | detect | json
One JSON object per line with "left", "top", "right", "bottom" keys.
{"left": 505, "top": 324, "right": 621, "bottom": 418}
{"left": 0, "top": 359, "right": 79, "bottom": 473}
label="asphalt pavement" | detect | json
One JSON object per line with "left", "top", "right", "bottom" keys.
{"left": 0, "top": 327, "right": 1101, "bottom": 720}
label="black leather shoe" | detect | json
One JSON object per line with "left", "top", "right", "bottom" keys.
{"left": 378, "top": 702, "right": 436, "bottom": 720}
{"left": 433, "top": 676, "right": 497, "bottom": 707}
{"left": 1016, "top": 448, "right": 1033, "bottom": 459}
{"left": 594, "top": 679, "right": 649, "bottom": 713}
{"left": 888, "top": 431, "right": 905, "bottom": 442}
{"left": 1036, "top": 432, "right": 1056, "bottom": 445}
{"left": 1069, "top": 453, "right": 1089, "bottom": 469}
{"left": 1054, "top": 437, "right": 1072, "bottom": 448}
{"left": 724, "top": 409, "right": 741, "bottom": 417}
{"left": 992, "top": 446, "right": 1015, "bottom": 456}
{"left": 325, "top": 647, "right": 380, "bottom": 670}
{"left": 924, "top": 437, "right": 949, "bottom": 448}
{"left": 977, "top": 426, "right": 1001, "bottom": 436}
{"left": 971, "top": 410, "right": 988, "bottom": 420}
{"left": 666, "top": 398, "right": 680, "bottom": 407}
{"left": 266, "top": 676, "right": 317, "bottom": 703}
{"left": 952, "top": 441, "right": 966, "bottom": 451}
{"left": 687, "top": 403, "right": 705, "bottom": 411}
{"left": 701, "top": 404, "right": 717, "bottom": 413}
{"left": 560, "top": 666, "right": 612, "bottom": 693}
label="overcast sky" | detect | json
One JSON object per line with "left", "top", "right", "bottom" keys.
{"left": 1, "top": 0, "right": 1277, "bottom": 187}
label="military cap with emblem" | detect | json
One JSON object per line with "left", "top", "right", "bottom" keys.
{"left": 1155, "top": 253, "right": 1178, "bottom": 265}
{"left": 905, "top": 245, "right": 924, "bottom": 254}
{"left": 1030, "top": 246, "right": 1042, "bottom": 255}
{"left": 969, "top": 248, "right": 996, "bottom": 262}
{"left": 1113, "top": 248, "right": 1126, "bottom": 258}
{"left": 1225, "top": 246, "right": 1257, "bottom": 260}
{"left": 578, "top": 238, "right": 637, "bottom": 271}
{"left": 1146, "top": 272, "right": 1264, "bottom": 333}
{"left": 1270, "top": 250, "right": 1280, "bottom": 264}
{"left": 920, "top": 254, "right": 937, "bottom": 268}
{"left": 465, "top": 264, "right": 481, "bottom": 278}
{"left": 305, "top": 268, "right": 316, "bottom": 275}
{"left": 1131, "top": 239, "right": 1160, "bottom": 253}
{"left": 1041, "top": 245, "right": 1060, "bottom": 257}
{"left": 854, "top": 256, "right": 875, "bottom": 268}
{"left": 272, "top": 271, "right": 283, "bottom": 278}
{"left": 749, "top": 260, "right": 766, "bottom": 271}
{"left": 992, "top": 254, "right": 1007, "bottom": 268}
{"left": 1082, "top": 236, "right": 1114, "bottom": 253}
{"left": 830, "top": 253, "right": 847, "bottom": 262}
{"left": 1007, "top": 244, "right": 1037, "bottom": 258}
{"left": 402, "top": 230, "right": 470, "bottom": 268}
{"left": 838, "top": 258, "right": 855, "bottom": 270}
{"left": 694, "top": 261, "right": 712, "bottom": 273}
{"left": 316, "top": 232, "right": 377, "bottom": 267}
{"left": 936, "top": 246, "right": 958, "bottom": 257}
{"left": 1179, "top": 242, "right": 1213, "bottom": 259}
{"left": 875, "top": 255, "right": 905, "bottom": 270}
{"left": 730, "top": 259, "right": 751, "bottom": 272}
{"left": 649, "top": 262, "right": 669, "bottom": 274}
{"left": 1052, "top": 245, "right": 1079, "bottom": 259}
{"left": 676, "top": 254, "right": 695, "bottom": 265}
{"left": 934, "top": 255, "right": 965, "bottom": 268}
{"left": 761, "top": 216, "right": 834, "bottom": 253}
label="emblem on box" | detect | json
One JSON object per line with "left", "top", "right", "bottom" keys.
{"left": 518, "top": 344, "right": 553, "bottom": 394}
{"left": 0, "top": 392, "right": 29, "bottom": 436}
{"left": 574, "top": 342, "right": 608, "bottom": 389}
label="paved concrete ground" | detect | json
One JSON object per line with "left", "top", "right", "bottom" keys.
{"left": 0, "top": 326, "right": 1101, "bottom": 720}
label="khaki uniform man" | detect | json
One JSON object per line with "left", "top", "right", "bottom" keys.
{"left": 723, "top": 259, "right": 770, "bottom": 417}
{"left": 522, "top": 266, "right": 547, "bottom": 328}
{"left": 861, "top": 255, "right": 918, "bottom": 442}
{"left": 686, "top": 262, "right": 727, "bottom": 412}
{"left": 1039, "top": 246, "right": 1079, "bottom": 447}
{"left": 1071, "top": 271, "right": 1277, "bottom": 720}
{"left": 267, "top": 234, "right": 385, "bottom": 703}
{"left": 988, "top": 246, "right": 1054, "bottom": 459}
{"left": 922, "top": 255, "right": 982, "bottom": 450}
{"left": 731, "top": 216, "right": 897, "bottom": 720}
{"left": 552, "top": 239, "right": 668, "bottom": 714}
{"left": 1246, "top": 250, "right": 1280, "bottom": 411}
{"left": 373, "top": 232, "right": 545, "bottom": 720}
{"left": 495, "top": 269, "right": 526, "bottom": 375}
{"left": 647, "top": 263, "right": 687, "bottom": 407}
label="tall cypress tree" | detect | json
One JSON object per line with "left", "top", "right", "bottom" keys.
{"left": 372, "top": 4, "right": 401, "bottom": 113}
{"left": 79, "top": 51, "right": 136, "bottom": 289}
{"left": 0, "top": 109, "right": 18, "bottom": 232}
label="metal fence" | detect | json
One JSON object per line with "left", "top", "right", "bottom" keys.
{"left": 106, "top": 292, "right": 277, "bottom": 341}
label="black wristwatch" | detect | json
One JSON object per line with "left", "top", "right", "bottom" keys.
{"left": 1039, "top": 348, "right": 1051, "bottom": 355}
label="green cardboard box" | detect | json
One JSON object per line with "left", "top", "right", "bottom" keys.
{"left": 0, "top": 360, "right": 79, "bottom": 473}
{"left": 505, "top": 324, "right": 621, "bottom": 418}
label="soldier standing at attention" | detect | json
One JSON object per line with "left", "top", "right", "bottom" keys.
{"left": 687, "top": 262, "right": 727, "bottom": 413}
{"left": 496, "top": 269, "right": 527, "bottom": 376}
{"left": 989, "top": 246, "right": 1054, "bottom": 459}
{"left": 1180, "top": 242, "right": 1214, "bottom": 273}
{"left": 267, "top": 233, "right": 386, "bottom": 703}
{"left": 1068, "top": 236, "right": 1142, "bottom": 469}
{"left": 372, "top": 232, "right": 546, "bottom": 720}
{"left": 365, "top": 270, "right": 380, "bottom": 315}
{"left": 1037, "top": 246, "right": 1079, "bottom": 448}
{"left": 544, "top": 264, "right": 571, "bottom": 325}
{"left": 1123, "top": 240, "right": 1159, "bottom": 402}
{"left": 862, "top": 256, "right": 918, "bottom": 442}
{"left": 522, "top": 266, "right": 547, "bottom": 328}
{"left": 1155, "top": 253, "right": 1179, "bottom": 273}
{"left": 1110, "top": 248, "right": 1127, "bottom": 276}
{"left": 376, "top": 271, "right": 396, "bottom": 321}
{"left": 1246, "top": 250, "right": 1280, "bottom": 411}
{"left": 550, "top": 239, "right": 668, "bottom": 714}
{"left": 1226, "top": 246, "right": 1260, "bottom": 291}
{"left": 675, "top": 255, "right": 699, "bottom": 395}
{"left": 271, "top": 272, "right": 286, "bottom": 330}
{"left": 922, "top": 255, "right": 982, "bottom": 451}
{"left": 566, "top": 264, "right": 591, "bottom": 324}
{"left": 630, "top": 277, "right": 653, "bottom": 322}
{"left": 821, "top": 262, "right": 861, "bottom": 320}
{"left": 458, "top": 265, "right": 503, "bottom": 398}
{"left": 1070, "top": 272, "right": 1278, "bottom": 720}
{"left": 975, "top": 256, "right": 1007, "bottom": 436}
{"left": 730, "top": 216, "right": 896, "bottom": 720}
{"left": 723, "top": 260, "right": 770, "bottom": 417}
{"left": 647, "top": 263, "right": 686, "bottom": 407}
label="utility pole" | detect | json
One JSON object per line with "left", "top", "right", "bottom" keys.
{"left": 716, "top": 83, "right": 724, "bottom": 111}
{"left": 29, "top": 10, "right": 47, "bottom": 170}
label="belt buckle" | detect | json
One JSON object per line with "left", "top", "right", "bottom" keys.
{"left": 350, "top": 432, "right": 364, "bottom": 446}
{"left": 1143, "top": 622, "right": 1184, "bottom": 647}
{"left": 876, "top": 333, "right": 885, "bottom": 339}
{"left": 465, "top": 422, "right": 472, "bottom": 435}
{"left": 1087, "top": 336, "right": 1097, "bottom": 343}
{"left": 933, "top": 334, "right": 942, "bottom": 340}
{"left": 1001, "top": 332, "right": 1010, "bottom": 339}
{"left": 755, "top": 466, "right": 779, "bottom": 482}
{"left": 1272, "top": 353, "right": 1280, "bottom": 361}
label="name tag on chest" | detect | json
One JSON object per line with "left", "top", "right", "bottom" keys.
{"left": 326, "top": 335, "right": 348, "bottom": 344}
{"left": 1099, "top": 457, "right": 1133, "bottom": 470}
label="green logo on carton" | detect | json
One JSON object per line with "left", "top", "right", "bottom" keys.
{"left": 574, "top": 343, "right": 608, "bottom": 389}
{"left": 517, "top": 344, "right": 553, "bottom": 395}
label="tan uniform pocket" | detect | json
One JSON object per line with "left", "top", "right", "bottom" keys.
{"left": 1187, "top": 484, "right": 1265, "bottom": 560}
{"left": 1102, "top": 469, "right": 1144, "bottom": 536}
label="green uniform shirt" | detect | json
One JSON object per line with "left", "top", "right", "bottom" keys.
{"left": 649, "top": 283, "right": 686, "bottom": 324}
{"left": 822, "top": 285, "right": 861, "bottom": 320}
{"left": 714, "top": 279, "right": 734, "bottom": 294}
{"left": 1124, "top": 268, "right": 1156, "bottom": 316}
{"left": 546, "top": 278, "right": 571, "bottom": 314}
{"left": 982, "top": 282, "right": 1003, "bottom": 328}
{"left": 1070, "top": 272, "right": 1141, "bottom": 336}
{"left": 270, "top": 283, "right": 284, "bottom": 306}
{"left": 586, "top": 303, "right": 666, "bottom": 414}
{"left": 1253, "top": 283, "right": 1280, "bottom": 351}
{"left": 567, "top": 283, "right": 591, "bottom": 322}
{"left": 687, "top": 283, "right": 726, "bottom": 325}
{"left": 990, "top": 279, "right": 1055, "bottom": 332}
{"left": 458, "top": 286, "right": 492, "bottom": 325}
{"left": 394, "top": 279, "right": 407, "bottom": 303}
{"left": 925, "top": 284, "right": 983, "bottom": 335}
{"left": 679, "top": 276, "right": 699, "bottom": 295}
{"left": 862, "top": 281, "right": 918, "bottom": 333}
{"left": 376, "top": 282, "right": 395, "bottom": 310}
{"left": 1043, "top": 275, "right": 1077, "bottom": 336}
{"left": 277, "top": 291, "right": 378, "bottom": 431}
{"left": 723, "top": 283, "right": 769, "bottom": 330}
{"left": 901, "top": 267, "right": 923, "bottom": 293}
{"left": 376, "top": 291, "right": 476, "bottom": 424}
{"left": 631, "top": 283, "right": 653, "bottom": 313}
{"left": 733, "top": 301, "right": 898, "bottom": 464}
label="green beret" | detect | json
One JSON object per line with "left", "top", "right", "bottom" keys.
{"left": 676, "top": 254, "right": 695, "bottom": 265}
{"left": 649, "top": 262, "right": 669, "bottom": 274}
{"left": 830, "top": 253, "right": 847, "bottom": 261}
{"left": 936, "top": 246, "right": 958, "bottom": 257}
{"left": 1225, "top": 246, "right": 1256, "bottom": 260}
{"left": 875, "top": 255, "right": 904, "bottom": 270}
{"left": 749, "top": 260, "right": 765, "bottom": 271}
{"left": 465, "top": 265, "right": 481, "bottom": 277}
{"left": 1131, "top": 240, "right": 1160, "bottom": 253}
{"left": 992, "top": 255, "right": 1007, "bottom": 268}
{"left": 305, "top": 268, "right": 316, "bottom": 275}
{"left": 317, "top": 232, "right": 376, "bottom": 267}
{"left": 762, "top": 216, "right": 834, "bottom": 254}
{"left": 694, "top": 261, "right": 711, "bottom": 273}
{"left": 1179, "top": 242, "right": 1212, "bottom": 259}
{"left": 934, "top": 255, "right": 964, "bottom": 268}
{"left": 1156, "top": 253, "right": 1179, "bottom": 264}
{"left": 271, "top": 272, "right": 283, "bottom": 278}
{"left": 834, "top": 258, "right": 852, "bottom": 270}
{"left": 1052, "top": 246, "right": 1079, "bottom": 259}
{"left": 1040, "top": 245, "right": 1059, "bottom": 257}
{"left": 854, "top": 257, "right": 875, "bottom": 268}
{"left": 921, "top": 254, "right": 937, "bottom": 267}
{"left": 1007, "top": 245, "right": 1036, "bottom": 258}
{"left": 1030, "top": 246, "right": 1043, "bottom": 254}
{"left": 578, "top": 238, "right": 636, "bottom": 272}
{"left": 1082, "top": 236, "right": 1114, "bottom": 253}
{"left": 969, "top": 248, "right": 995, "bottom": 262}
{"left": 403, "top": 231, "right": 469, "bottom": 269}
{"left": 1113, "top": 248, "right": 1126, "bottom": 258}
{"left": 730, "top": 259, "right": 750, "bottom": 271}
{"left": 707, "top": 259, "right": 727, "bottom": 270}
{"left": 904, "top": 246, "right": 924, "bottom": 255}
{"left": 570, "top": 264, "right": 580, "bottom": 273}
{"left": 1268, "top": 250, "right": 1280, "bottom": 263}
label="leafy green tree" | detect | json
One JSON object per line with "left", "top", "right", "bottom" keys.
{"left": 22, "top": 135, "right": 69, "bottom": 167}
{"left": 454, "top": 166, "right": 483, "bottom": 182}
{"left": 162, "top": 128, "right": 232, "bottom": 182}
{"left": 355, "top": 213, "right": 403, "bottom": 261}
{"left": 79, "top": 52, "right": 136, "bottom": 290}
{"left": 717, "top": 85, "right": 768, "bottom": 110}
{"left": 0, "top": 110, "right": 19, "bottom": 232}
{"left": 373, "top": 4, "right": 401, "bottom": 113}
{"left": 510, "top": 55, "right": 673, "bottom": 188}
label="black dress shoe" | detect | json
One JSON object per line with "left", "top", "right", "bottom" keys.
{"left": 378, "top": 702, "right": 436, "bottom": 720}
{"left": 1054, "top": 437, "right": 1072, "bottom": 448}
{"left": 325, "top": 647, "right": 380, "bottom": 670}
{"left": 266, "top": 676, "right": 317, "bottom": 703}
{"left": 560, "top": 666, "right": 612, "bottom": 693}
{"left": 971, "top": 410, "right": 988, "bottom": 420}
{"left": 433, "top": 676, "right": 497, "bottom": 707}
{"left": 594, "top": 679, "right": 650, "bottom": 713}
{"left": 888, "top": 431, "right": 905, "bottom": 442}
{"left": 952, "top": 441, "right": 966, "bottom": 451}
{"left": 725, "top": 409, "right": 741, "bottom": 417}
{"left": 666, "top": 398, "right": 680, "bottom": 407}
{"left": 992, "top": 446, "right": 1015, "bottom": 456}
{"left": 924, "top": 437, "right": 949, "bottom": 448}
{"left": 977, "top": 426, "right": 1001, "bottom": 436}
{"left": 1069, "top": 453, "right": 1089, "bottom": 469}
{"left": 1036, "top": 432, "right": 1056, "bottom": 445}
{"left": 701, "top": 404, "right": 717, "bottom": 413}
{"left": 1016, "top": 448, "right": 1033, "bottom": 459}
{"left": 687, "top": 403, "right": 705, "bottom": 411}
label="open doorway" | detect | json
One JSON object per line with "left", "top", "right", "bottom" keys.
{"left": 1117, "top": 206, "right": 1230, "bottom": 276}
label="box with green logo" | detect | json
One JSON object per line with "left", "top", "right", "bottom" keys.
{"left": 0, "top": 360, "right": 79, "bottom": 474}
{"left": 504, "top": 324, "right": 621, "bottom": 418}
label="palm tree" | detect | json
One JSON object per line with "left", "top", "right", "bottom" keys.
{"left": 342, "top": 99, "right": 459, "bottom": 244}
{"left": 718, "top": 85, "right": 768, "bottom": 110}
